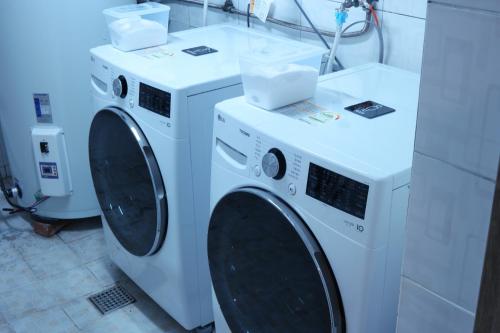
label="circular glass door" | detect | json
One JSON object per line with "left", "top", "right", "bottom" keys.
{"left": 89, "top": 108, "right": 167, "bottom": 256}
{"left": 208, "top": 188, "right": 345, "bottom": 333}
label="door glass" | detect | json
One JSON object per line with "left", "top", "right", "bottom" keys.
{"left": 89, "top": 109, "right": 165, "bottom": 256}
{"left": 208, "top": 190, "right": 340, "bottom": 333}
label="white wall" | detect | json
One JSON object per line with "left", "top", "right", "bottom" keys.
{"left": 397, "top": 2, "right": 500, "bottom": 332}
{"left": 164, "top": 0, "right": 427, "bottom": 73}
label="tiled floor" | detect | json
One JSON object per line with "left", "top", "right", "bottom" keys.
{"left": 0, "top": 201, "right": 188, "bottom": 333}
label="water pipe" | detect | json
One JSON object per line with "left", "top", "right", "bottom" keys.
{"left": 325, "top": 9, "right": 348, "bottom": 73}
{"left": 202, "top": 0, "right": 209, "bottom": 25}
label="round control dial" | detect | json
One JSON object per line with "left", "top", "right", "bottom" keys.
{"left": 262, "top": 148, "right": 287, "bottom": 180}
{"left": 112, "top": 75, "right": 128, "bottom": 98}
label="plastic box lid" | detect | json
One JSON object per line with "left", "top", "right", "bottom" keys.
{"left": 103, "top": 2, "right": 170, "bottom": 19}
{"left": 239, "top": 38, "right": 325, "bottom": 66}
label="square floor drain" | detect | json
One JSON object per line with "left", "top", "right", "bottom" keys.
{"left": 88, "top": 285, "right": 136, "bottom": 315}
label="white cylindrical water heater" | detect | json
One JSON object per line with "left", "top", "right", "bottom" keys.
{"left": 0, "top": 0, "right": 135, "bottom": 219}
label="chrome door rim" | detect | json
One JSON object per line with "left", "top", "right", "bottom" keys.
{"left": 209, "top": 187, "right": 345, "bottom": 333}
{"left": 91, "top": 107, "right": 167, "bottom": 256}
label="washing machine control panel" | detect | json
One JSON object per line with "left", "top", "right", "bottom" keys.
{"left": 138, "top": 82, "right": 171, "bottom": 118}
{"left": 306, "top": 163, "right": 369, "bottom": 220}
{"left": 253, "top": 134, "right": 369, "bottom": 221}
{"left": 253, "top": 135, "right": 303, "bottom": 199}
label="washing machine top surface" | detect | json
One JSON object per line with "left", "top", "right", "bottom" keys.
{"left": 215, "top": 63, "right": 420, "bottom": 185}
{"left": 91, "top": 24, "right": 325, "bottom": 93}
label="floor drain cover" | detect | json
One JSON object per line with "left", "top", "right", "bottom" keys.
{"left": 88, "top": 285, "right": 136, "bottom": 314}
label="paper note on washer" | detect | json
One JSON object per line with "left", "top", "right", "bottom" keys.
{"left": 252, "top": 0, "right": 273, "bottom": 23}
{"left": 275, "top": 100, "right": 339, "bottom": 126}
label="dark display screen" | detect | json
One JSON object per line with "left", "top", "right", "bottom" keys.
{"left": 139, "top": 83, "right": 171, "bottom": 118}
{"left": 306, "top": 163, "right": 369, "bottom": 219}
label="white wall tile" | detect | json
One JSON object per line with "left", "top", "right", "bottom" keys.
{"left": 414, "top": 4, "right": 500, "bottom": 180}
{"left": 384, "top": 0, "right": 427, "bottom": 19}
{"left": 300, "top": 0, "right": 337, "bottom": 31}
{"left": 169, "top": 19, "right": 191, "bottom": 32}
{"left": 245, "top": 18, "right": 301, "bottom": 40}
{"left": 397, "top": 278, "right": 475, "bottom": 333}
{"left": 164, "top": 0, "right": 427, "bottom": 73}
{"left": 402, "top": 152, "right": 494, "bottom": 312}
{"left": 434, "top": 0, "right": 500, "bottom": 13}
{"left": 188, "top": 5, "right": 238, "bottom": 27}
{"left": 269, "top": 0, "right": 301, "bottom": 25}
{"left": 167, "top": 0, "right": 190, "bottom": 24}
{"left": 237, "top": 0, "right": 301, "bottom": 24}
{"left": 382, "top": 11, "right": 426, "bottom": 73}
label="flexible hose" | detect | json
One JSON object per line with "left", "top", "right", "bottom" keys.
{"left": 0, "top": 173, "right": 50, "bottom": 216}
{"left": 1, "top": 191, "right": 49, "bottom": 215}
{"left": 325, "top": 14, "right": 345, "bottom": 74}
{"left": 341, "top": 17, "right": 384, "bottom": 63}
{"left": 291, "top": 0, "right": 345, "bottom": 70}
{"left": 173, "top": 0, "right": 372, "bottom": 39}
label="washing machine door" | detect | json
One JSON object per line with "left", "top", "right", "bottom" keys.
{"left": 208, "top": 187, "right": 345, "bottom": 333}
{"left": 89, "top": 107, "right": 167, "bottom": 257}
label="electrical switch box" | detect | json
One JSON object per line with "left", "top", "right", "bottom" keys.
{"left": 31, "top": 126, "right": 72, "bottom": 196}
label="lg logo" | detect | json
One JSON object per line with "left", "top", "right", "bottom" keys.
{"left": 356, "top": 224, "right": 364, "bottom": 233}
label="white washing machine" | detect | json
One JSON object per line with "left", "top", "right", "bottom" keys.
{"left": 88, "top": 24, "right": 324, "bottom": 330}
{"left": 207, "top": 64, "right": 420, "bottom": 333}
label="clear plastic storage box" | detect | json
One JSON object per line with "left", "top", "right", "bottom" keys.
{"left": 103, "top": 3, "right": 170, "bottom": 30}
{"left": 240, "top": 40, "right": 325, "bottom": 110}
{"left": 103, "top": 3, "right": 170, "bottom": 51}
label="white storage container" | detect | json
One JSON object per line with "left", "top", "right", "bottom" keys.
{"left": 240, "top": 43, "right": 324, "bottom": 110}
{"left": 108, "top": 17, "right": 167, "bottom": 51}
{"left": 103, "top": 3, "right": 170, "bottom": 30}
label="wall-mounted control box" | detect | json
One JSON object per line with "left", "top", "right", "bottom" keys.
{"left": 31, "top": 126, "right": 72, "bottom": 196}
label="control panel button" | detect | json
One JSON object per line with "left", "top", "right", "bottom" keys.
{"left": 253, "top": 165, "right": 262, "bottom": 177}
{"left": 40, "top": 142, "right": 49, "bottom": 154}
{"left": 112, "top": 75, "right": 128, "bottom": 98}
{"left": 262, "top": 148, "right": 287, "bottom": 180}
{"left": 288, "top": 183, "right": 297, "bottom": 195}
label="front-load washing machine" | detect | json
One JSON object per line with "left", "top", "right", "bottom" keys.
{"left": 207, "top": 64, "right": 420, "bottom": 333}
{"left": 88, "top": 24, "right": 324, "bottom": 330}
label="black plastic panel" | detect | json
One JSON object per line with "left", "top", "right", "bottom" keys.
{"left": 345, "top": 100, "right": 395, "bottom": 119}
{"left": 306, "top": 163, "right": 369, "bottom": 219}
{"left": 139, "top": 83, "right": 171, "bottom": 118}
{"left": 182, "top": 45, "right": 218, "bottom": 56}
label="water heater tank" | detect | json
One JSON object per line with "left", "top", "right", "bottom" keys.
{"left": 0, "top": 0, "right": 135, "bottom": 219}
